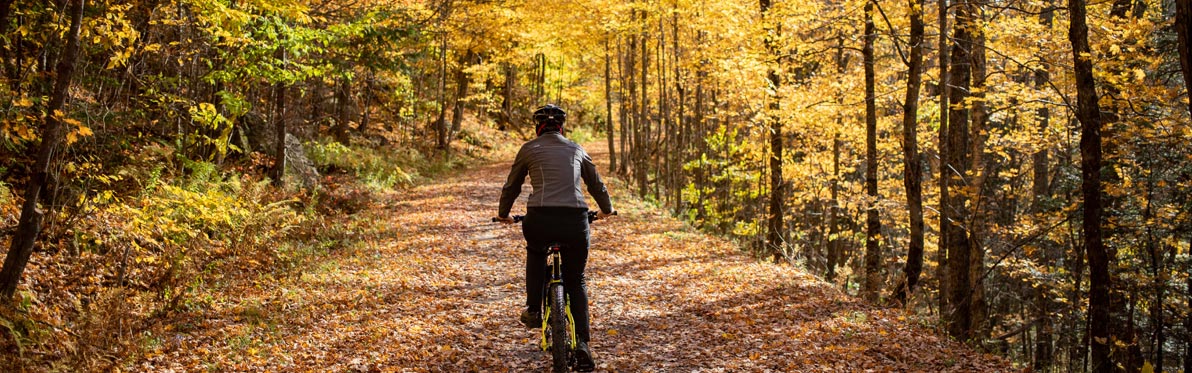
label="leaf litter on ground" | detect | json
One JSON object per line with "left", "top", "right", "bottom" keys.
{"left": 130, "top": 144, "right": 1013, "bottom": 372}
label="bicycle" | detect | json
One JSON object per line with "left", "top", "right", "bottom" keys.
{"left": 494, "top": 210, "right": 613, "bottom": 373}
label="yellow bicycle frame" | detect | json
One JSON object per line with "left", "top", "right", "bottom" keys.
{"left": 539, "top": 251, "right": 578, "bottom": 351}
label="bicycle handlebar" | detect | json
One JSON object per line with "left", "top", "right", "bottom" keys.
{"left": 491, "top": 215, "right": 526, "bottom": 223}
{"left": 492, "top": 211, "right": 616, "bottom": 223}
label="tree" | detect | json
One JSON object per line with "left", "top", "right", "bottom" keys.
{"left": 1068, "top": 0, "right": 1112, "bottom": 370}
{"left": 0, "top": 0, "right": 86, "bottom": 299}
{"left": 761, "top": 0, "right": 785, "bottom": 263}
{"left": 943, "top": 0, "right": 975, "bottom": 341}
{"left": 1178, "top": 0, "right": 1192, "bottom": 116}
{"left": 936, "top": 0, "right": 952, "bottom": 317}
{"left": 862, "top": 0, "right": 881, "bottom": 301}
{"left": 605, "top": 34, "right": 617, "bottom": 173}
{"left": 1030, "top": 5, "right": 1056, "bottom": 370}
{"left": 272, "top": 46, "right": 288, "bottom": 187}
{"left": 894, "top": 0, "right": 926, "bottom": 306}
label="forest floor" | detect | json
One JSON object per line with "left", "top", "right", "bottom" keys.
{"left": 128, "top": 144, "right": 1014, "bottom": 372}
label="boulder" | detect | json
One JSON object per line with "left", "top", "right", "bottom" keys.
{"left": 284, "top": 133, "right": 320, "bottom": 190}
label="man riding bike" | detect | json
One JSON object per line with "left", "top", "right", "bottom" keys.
{"left": 495, "top": 104, "right": 614, "bottom": 371}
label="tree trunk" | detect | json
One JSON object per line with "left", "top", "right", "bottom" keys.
{"left": 617, "top": 38, "right": 628, "bottom": 176}
{"left": 637, "top": 19, "right": 650, "bottom": 198}
{"left": 448, "top": 50, "right": 474, "bottom": 148}
{"left": 1146, "top": 203, "right": 1164, "bottom": 373}
{"left": 1179, "top": 0, "right": 1192, "bottom": 116}
{"left": 435, "top": 32, "right": 449, "bottom": 150}
{"left": 335, "top": 77, "right": 353, "bottom": 144}
{"left": 826, "top": 32, "right": 847, "bottom": 283}
{"left": 761, "top": 0, "right": 785, "bottom": 263}
{"left": 1031, "top": 8, "right": 1055, "bottom": 372}
{"left": 501, "top": 63, "right": 515, "bottom": 131}
{"left": 359, "top": 72, "right": 372, "bottom": 136}
{"left": 671, "top": 13, "right": 684, "bottom": 214}
{"left": 623, "top": 35, "right": 635, "bottom": 177}
{"left": 694, "top": 52, "right": 706, "bottom": 223}
{"left": 825, "top": 131, "right": 842, "bottom": 281}
{"left": 536, "top": 53, "right": 546, "bottom": 102}
{"left": 944, "top": 0, "right": 974, "bottom": 342}
{"left": 861, "top": 0, "right": 881, "bottom": 301}
{"left": 658, "top": 16, "right": 668, "bottom": 204}
{"left": 0, "top": 0, "right": 85, "bottom": 299}
{"left": 936, "top": 0, "right": 952, "bottom": 317}
{"left": 1069, "top": 0, "right": 1111, "bottom": 370}
{"left": 273, "top": 47, "right": 288, "bottom": 187}
{"left": 605, "top": 35, "right": 617, "bottom": 173}
{"left": 894, "top": 0, "right": 926, "bottom": 305}
{"left": 967, "top": 0, "right": 988, "bottom": 339}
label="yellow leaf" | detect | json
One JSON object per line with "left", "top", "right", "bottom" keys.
{"left": 607, "top": 329, "right": 618, "bottom": 336}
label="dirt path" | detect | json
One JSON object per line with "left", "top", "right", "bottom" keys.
{"left": 133, "top": 145, "right": 1011, "bottom": 372}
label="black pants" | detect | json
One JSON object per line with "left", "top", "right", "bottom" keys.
{"left": 523, "top": 207, "right": 591, "bottom": 343}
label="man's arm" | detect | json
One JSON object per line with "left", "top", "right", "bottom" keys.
{"left": 498, "top": 146, "right": 530, "bottom": 218}
{"left": 580, "top": 151, "right": 614, "bottom": 214}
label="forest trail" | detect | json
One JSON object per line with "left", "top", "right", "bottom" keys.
{"left": 132, "top": 144, "right": 1011, "bottom": 372}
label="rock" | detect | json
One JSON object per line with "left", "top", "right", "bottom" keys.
{"left": 284, "top": 133, "right": 320, "bottom": 190}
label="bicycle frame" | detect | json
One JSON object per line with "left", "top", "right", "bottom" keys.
{"left": 495, "top": 210, "right": 614, "bottom": 372}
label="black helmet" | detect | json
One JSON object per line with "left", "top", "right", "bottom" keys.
{"left": 534, "top": 103, "right": 565, "bottom": 126}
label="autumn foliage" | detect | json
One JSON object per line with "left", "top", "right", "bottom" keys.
{"left": 0, "top": 0, "right": 1190, "bottom": 371}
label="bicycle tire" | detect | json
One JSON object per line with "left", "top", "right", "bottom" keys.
{"left": 549, "top": 283, "right": 569, "bottom": 373}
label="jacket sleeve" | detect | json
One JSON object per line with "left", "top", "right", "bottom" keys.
{"left": 498, "top": 146, "right": 530, "bottom": 218}
{"left": 580, "top": 149, "right": 614, "bottom": 214}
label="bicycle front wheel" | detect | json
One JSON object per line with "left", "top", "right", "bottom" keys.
{"left": 549, "top": 283, "right": 569, "bottom": 373}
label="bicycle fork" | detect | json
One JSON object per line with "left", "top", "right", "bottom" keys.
{"left": 540, "top": 248, "right": 577, "bottom": 351}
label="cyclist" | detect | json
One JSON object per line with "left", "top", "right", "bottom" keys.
{"left": 495, "top": 104, "right": 614, "bottom": 371}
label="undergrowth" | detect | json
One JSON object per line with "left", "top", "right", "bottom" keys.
{"left": 0, "top": 155, "right": 312, "bottom": 370}
{"left": 306, "top": 140, "right": 416, "bottom": 190}
{"left": 0, "top": 121, "right": 514, "bottom": 371}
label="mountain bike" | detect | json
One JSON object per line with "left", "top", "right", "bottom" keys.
{"left": 494, "top": 211, "right": 613, "bottom": 372}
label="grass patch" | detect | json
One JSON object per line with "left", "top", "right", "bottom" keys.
{"left": 305, "top": 139, "right": 483, "bottom": 192}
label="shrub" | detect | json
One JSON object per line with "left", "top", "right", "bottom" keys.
{"left": 2, "top": 159, "right": 308, "bottom": 369}
{"left": 79, "top": 163, "right": 306, "bottom": 314}
{"left": 306, "top": 140, "right": 415, "bottom": 190}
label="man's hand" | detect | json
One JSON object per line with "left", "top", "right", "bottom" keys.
{"left": 596, "top": 211, "right": 616, "bottom": 220}
{"left": 494, "top": 216, "right": 515, "bottom": 224}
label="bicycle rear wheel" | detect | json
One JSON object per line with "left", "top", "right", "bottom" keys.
{"left": 549, "top": 283, "right": 569, "bottom": 373}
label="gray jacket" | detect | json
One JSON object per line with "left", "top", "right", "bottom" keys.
{"left": 499, "top": 132, "right": 613, "bottom": 217}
